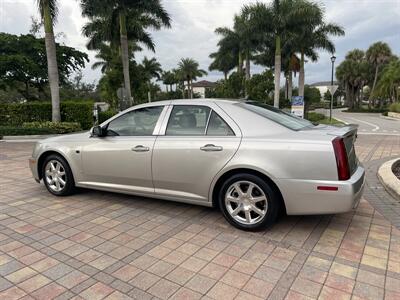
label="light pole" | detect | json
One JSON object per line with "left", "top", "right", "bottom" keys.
{"left": 329, "top": 55, "right": 336, "bottom": 121}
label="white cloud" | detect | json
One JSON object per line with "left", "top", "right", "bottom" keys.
{"left": 1, "top": 0, "right": 399, "bottom": 85}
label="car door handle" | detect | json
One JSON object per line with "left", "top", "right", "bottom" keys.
{"left": 200, "top": 144, "right": 223, "bottom": 152}
{"left": 131, "top": 145, "right": 150, "bottom": 152}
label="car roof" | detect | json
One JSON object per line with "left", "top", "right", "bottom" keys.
{"left": 138, "top": 98, "right": 243, "bottom": 106}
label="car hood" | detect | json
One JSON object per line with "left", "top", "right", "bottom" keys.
{"left": 41, "top": 131, "right": 90, "bottom": 143}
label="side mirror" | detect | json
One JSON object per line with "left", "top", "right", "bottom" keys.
{"left": 91, "top": 125, "right": 105, "bottom": 137}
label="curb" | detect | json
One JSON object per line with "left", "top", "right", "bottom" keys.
{"left": 378, "top": 158, "right": 400, "bottom": 201}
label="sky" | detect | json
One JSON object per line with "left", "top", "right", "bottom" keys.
{"left": 1, "top": 0, "right": 399, "bottom": 87}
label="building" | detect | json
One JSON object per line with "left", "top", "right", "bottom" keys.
{"left": 190, "top": 80, "right": 217, "bottom": 98}
{"left": 309, "top": 81, "right": 339, "bottom": 99}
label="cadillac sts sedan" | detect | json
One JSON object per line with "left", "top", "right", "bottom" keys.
{"left": 29, "top": 99, "right": 365, "bottom": 230}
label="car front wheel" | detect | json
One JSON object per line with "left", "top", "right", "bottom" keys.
{"left": 219, "top": 174, "right": 279, "bottom": 231}
{"left": 42, "top": 154, "right": 75, "bottom": 196}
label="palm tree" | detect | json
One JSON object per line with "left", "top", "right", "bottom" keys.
{"left": 161, "top": 71, "right": 176, "bottom": 92}
{"left": 141, "top": 57, "right": 162, "bottom": 102}
{"left": 374, "top": 58, "right": 400, "bottom": 104}
{"left": 215, "top": 27, "right": 242, "bottom": 74}
{"left": 242, "top": 0, "right": 324, "bottom": 108}
{"left": 294, "top": 21, "right": 345, "bottom": 98}
{"left": 178, "top": 58, "right": 207, "bottom": 98}
{"left": 81, "top": 0, "right": 170, "bottom": 105}
{"left": 336, "top": 50, "right": 370, "bottom": 109}
{"left": 366, "top": 42, "right": 393, "bottom": 107}
{"left": 36, "top": 0, "right": 61, "bottom": 122}
{"left": 209, "top": 50, "right": 236, "bottom": 81}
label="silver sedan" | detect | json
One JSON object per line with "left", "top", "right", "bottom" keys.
{"left": 29, "top": 99, "right": 365, "bottom": 230}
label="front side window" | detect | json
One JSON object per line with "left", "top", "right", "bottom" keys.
{"left": 207, "top": 111, "right": 234, "bottom": 136}
{"left": 166, "top": 105, "right": 211, "bottom": 136}
{"left": 106, "top": 106, "right": 163, "bottom": 136}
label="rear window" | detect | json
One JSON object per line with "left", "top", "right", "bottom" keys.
{"left": 238, "top": 102, "right": 315, "bottom": 131}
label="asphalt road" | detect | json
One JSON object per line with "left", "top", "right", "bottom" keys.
{"left": 318, "top": 108, "right": 400, "bottom": 135}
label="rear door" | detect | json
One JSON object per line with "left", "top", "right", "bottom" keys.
{"left": 152, "top": 103, "right": 241, "bottom": 203}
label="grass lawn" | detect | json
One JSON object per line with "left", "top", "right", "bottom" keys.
{"left": 307, "top": 112, "right": 345, "bottom": 126}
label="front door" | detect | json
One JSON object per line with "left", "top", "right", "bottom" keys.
{"left": 152, "top": 104, "right": 241, "bottom": 203}
{"left": 81, "top": 105, "right": 165, "bottom": 194}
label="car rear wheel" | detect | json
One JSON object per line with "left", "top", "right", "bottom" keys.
{"left": 219, "top": 174, "right": 279, "bottom": 231}
{"left": 42, "top": 154, "right": 75, "bottom": 196}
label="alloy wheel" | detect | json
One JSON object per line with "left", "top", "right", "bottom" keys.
{"left": 225, "top": 180, "right": 268, "bottom": 225}
{"left": 44, "top": 160, "right": 67, "bottom": 192}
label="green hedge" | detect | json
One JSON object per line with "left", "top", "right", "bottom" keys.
{"left": 0, "top": 121, "right": 82, "bottom": 137}
{"left": 0, "top": 101, "right": 94, "bottom": 129}
{"left": 23, "top": 122, "right": 81, "bottom": 133}
{"left": 98, "top": 110, "right": 117, "bottom": 124}
{"left": 389, "top": 103, "right": 400, "bottom": 113}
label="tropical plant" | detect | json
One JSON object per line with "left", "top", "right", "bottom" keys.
{"left": 81, "top": 0, "right": 171, "bottom": 105}
{"left": 177, "top": 58, "right": 207, "bottom": 98}
{"left": 366, "top": 42, "right": 393, "bottom": 106}
{"left": 160, "top": 71, "right": 177, "bottom": 92}
{"left": 141, "top": 57, "right": 162, "bottom": 102}
{"left": 374, "top": 58, "right": 400, "bottom": 103}
{"left": 35, "top": 0, "right": 61, "bottom": 121}
{"left": 209, "top": 50, "right": 236, "bottom": 81}
{"left": 286, "top": 4, "right": 344, "bottom": 98}
{"left": 0, "top": 33, "right": 88, "bottom": 101}
{"left": 336, "top": 49, "right": 371, "bottom": 109}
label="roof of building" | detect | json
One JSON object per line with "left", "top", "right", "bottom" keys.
{"left": 191, "top": 80, "right": 217, "bottom": 88}
{"left": 310, "top": 81, "right": 339, "bottom": 87}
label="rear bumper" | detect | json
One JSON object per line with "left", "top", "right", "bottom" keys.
{"left": 279, "top": 165, "right": 365, "bottom": 215}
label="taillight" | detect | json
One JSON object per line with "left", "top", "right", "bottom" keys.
{"left": 332, "top": 137, "right": 350, "bottom": 181}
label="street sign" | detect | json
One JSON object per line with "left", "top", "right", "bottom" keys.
{"left": 328, "top": 85, "right": 339, "bottom": 95}
{"left": 291, "top": 96, "right": 304, "bottom": 118}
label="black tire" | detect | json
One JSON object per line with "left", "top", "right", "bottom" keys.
{"left": 42, "top": 154, "right": 76, "bottom": 196}
{"left": 218, "top": 173, "right": 280, "bottom": 231}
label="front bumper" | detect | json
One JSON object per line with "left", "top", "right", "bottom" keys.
{"left": 278, "top": 165, "right": 365, "bottom": 215}
{"left": 29, "top": 157, "right": 40, "bottom": 183}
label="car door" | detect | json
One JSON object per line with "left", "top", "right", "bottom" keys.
{"left": 80, "top": 105, "right": 166, "bottom": 195}
{"left": 152, "top": 103, "right": 242, "bottom": 203}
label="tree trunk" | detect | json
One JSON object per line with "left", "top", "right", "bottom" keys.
{"left": 273, "top": 36, "right": 281, "bottom": 108}
{"left": 238, "top": 52, "right": 243, "bottom": 74}
{"left": 369, "top": 65, "right": 379, "bottom": 108}
{"left": 190, "top": 79, "right": 193, "bottom": 99}
{"left": 181, "top": 82, "right": 185, "bottom": 98}
{"left": 165, "top": 85, "right": 168, "bottom": 92}
{"left": 288, "top": 71, "right": 293, "bottom": 101}
{"left": 148, "top": 82, "right": 151, "bottom": 102}
{"left": 245, "top": 50, "right": 250, "bottom": 80}
{"left": 298, "top": 51, "right": 305, "bottom": 98}
{"left": 43, "top": 3, "right": 60, "bottom": 122}
{"left": 224, "top": 71, "right": 228, "bottom": 81}
{"left": 186, "top": 79, "right": 190, "bottom": 98}
{"left": 119, "top": 12, "right": 133, "bottom": 106}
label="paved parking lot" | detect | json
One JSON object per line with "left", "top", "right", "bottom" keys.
{"left": 0, "top": 135, "right": 399, "bottom": 300}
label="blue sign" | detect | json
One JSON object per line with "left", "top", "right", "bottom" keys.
{"left": 291, "top": 96, "right": 304, "bottom": 106}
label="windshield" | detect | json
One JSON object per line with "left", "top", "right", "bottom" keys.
{"left": 238, "top": 102, "right": 315, "bottom": 131}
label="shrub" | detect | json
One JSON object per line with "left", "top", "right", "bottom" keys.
{"left": 389, "top": 103, "right": 400, "bottom": 113}
{"left": 307, "top": 112, "right": 325, "bottom": 122}
{"left": 98, "top": 110, "right": 117, "bottom": 124}
{"left": 22, "top": 122, "right": 81, "bottom": 133}
{"left": 0, "top": 100, "right": 94, "bottom": 129}
{"left": 0, "top": 126, "right": 58, "bottom": 136}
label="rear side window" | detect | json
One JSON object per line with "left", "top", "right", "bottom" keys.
{"left": 207, "top": 111, "right": 234, "bottom": 136}
{"left": 239, "top": 102, "right": 314, "bottom": 130}
{"left": 166, "top": 105, "right": 211, "bottom": 136}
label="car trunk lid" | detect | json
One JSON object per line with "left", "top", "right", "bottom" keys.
{"left": 302, "top": 124, "right": 359, "bottom": 177}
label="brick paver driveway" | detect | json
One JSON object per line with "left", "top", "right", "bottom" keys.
{"left": 0, "top": 135, "right": 399, "bottom": 300}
